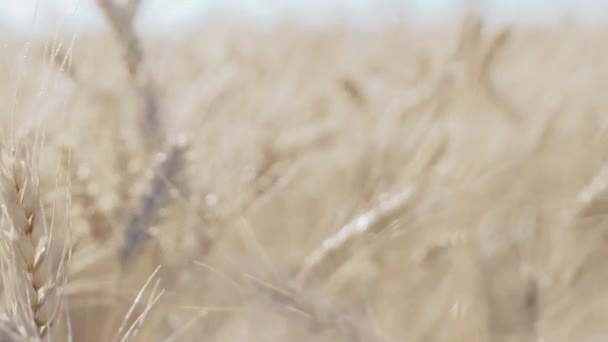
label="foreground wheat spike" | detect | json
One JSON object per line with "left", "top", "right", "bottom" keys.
{"left": 119, "top": 136, "right": 189, "bottom": 264}
{"left": 0, "top": 151, "right": 60, "bottom": 338}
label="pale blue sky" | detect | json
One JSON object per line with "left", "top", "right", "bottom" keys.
{"left": 1, "top": 0, "right": 607, "bottom": 34}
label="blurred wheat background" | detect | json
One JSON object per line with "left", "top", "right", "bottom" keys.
{"left": 1, "top": 0, "right": 608, "bottom": 341}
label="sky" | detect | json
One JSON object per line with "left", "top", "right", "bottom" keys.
{"left": 0, "top": 0, "right": 607, "bottom": 34}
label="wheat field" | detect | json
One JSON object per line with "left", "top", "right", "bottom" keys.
{"left": 1, "top": 1, "right": 608, "bottom": 341}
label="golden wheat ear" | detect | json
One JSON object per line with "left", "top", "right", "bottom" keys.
{"left": 0, "top": 150, "right": 66, "bottom": 339}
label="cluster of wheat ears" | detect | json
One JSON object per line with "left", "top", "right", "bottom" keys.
{"left": 1, "top": 0, "right": 608, "bottom": 341}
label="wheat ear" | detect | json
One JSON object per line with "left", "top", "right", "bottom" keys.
{"left": 0, "top": 151, "right": 61, "bottom": 338}
{"left": 296, "top": 187, "right": 415, "bottom": 287}
{"left": 96, "top": 0, "right": 163, "bottom": 149}
{"left": 119, "top": 136, "right": 189, "bottom": 265}
{"left": 576, "top": 162, "right": 608, "bottom": 217}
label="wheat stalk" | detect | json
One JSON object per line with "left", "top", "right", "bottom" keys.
{"left": 0, "top": 150, "right": 63, "bottom": 338}
{"left": 246, "top": 275, "right": 383, "bottom": 342}
{"left": 446, "top": 233, "right": 490, "bottom": 342}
